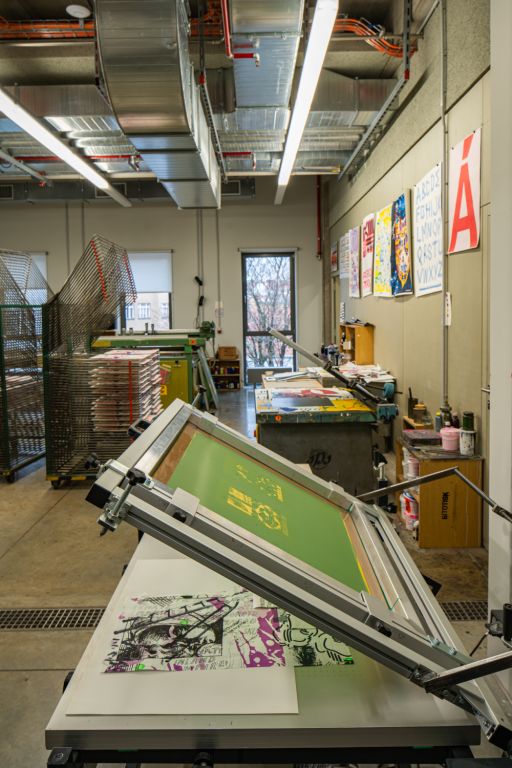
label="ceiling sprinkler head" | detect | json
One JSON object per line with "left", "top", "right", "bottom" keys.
{"left": 66, "top": 4, "right": 92, "bottom": 19}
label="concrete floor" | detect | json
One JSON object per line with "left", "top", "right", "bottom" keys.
{"left": 0, "top": 388, "right": 495, "bottom": 766}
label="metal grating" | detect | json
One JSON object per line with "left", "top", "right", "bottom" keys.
{"left": 442, "top": 601, "right": 488, "bottom": 622}
{"left": 0, "top": 607, "right": 104, "bottom": 631}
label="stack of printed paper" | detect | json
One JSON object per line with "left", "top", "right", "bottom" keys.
{"left": 90, "top": 349, "right": 162, "bottom": 433}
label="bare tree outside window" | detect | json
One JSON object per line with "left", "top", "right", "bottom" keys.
{"left": 243, "top": 254, "right": 295, "bottom": 372}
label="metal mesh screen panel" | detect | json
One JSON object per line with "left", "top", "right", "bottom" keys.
{"left": 43, "top": 235, "right": 137, "bottom": 477}
{"left": 0, "top": 251, "right": 53, "bottom": 476}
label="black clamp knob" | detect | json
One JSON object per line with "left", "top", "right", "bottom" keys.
{"left": 85, "top": 453, "right": 99, "bottom": 470}
{"left": 127, "top": 468, "right": 147, "bottom": 486}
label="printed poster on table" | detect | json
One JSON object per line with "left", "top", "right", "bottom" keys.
{"left": 448, "top": 128, "right": 481, "bottom": 254}
{"left": 330, "top": 241, "right": 338, "bottom": 273}
{"left": 361, "top": 214, "right": 375, "bottom": 297}
{"left": 391, "top": 192, "right": 413, "bottom": 296}
{"left": 413, "top": 164, "right": 443, "bottom": 296}
{"left": 104, "top": 589, "right": 354, "bottom": 673}
{"left": 348, "top": 226, "right": 360, "bottom": 298}
{"left": 339, "top": 233, "right": 350, "bottom": 279}
{"left": 373, "top": 203, "right": 393, "bottom": 297}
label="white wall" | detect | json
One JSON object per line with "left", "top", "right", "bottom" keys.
{"left": 0, "top": 176, "right": 322, "bottom": 373}
{"left": 489, "top": 0, "right": 512, "bottom": 679}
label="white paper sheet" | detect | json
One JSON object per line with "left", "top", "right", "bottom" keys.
{"left": 66, "top": 559, "right": 298, "bottom": 716}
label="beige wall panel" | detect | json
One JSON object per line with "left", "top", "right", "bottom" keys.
{"left": 0, "top": 177, "right": 321, "bottom": 376}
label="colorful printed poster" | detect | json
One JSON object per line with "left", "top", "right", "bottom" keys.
{"left": 373, "top": 204, "right": 393, "bottom": 297}
{"left": 361, "top": 214, "right": 375, "bottom": 297}
{"left": 348, "top": 226, "right": 360, "bottom": 298}
{"left": 104, "top": 589, "right": 354, "bottom": 673}
{"left": 391, "top": 192, "right": 413, "bottom": 296}
{"left": 330, "top": 241, "right": 338, "bottom": 273}
{"left": 413, "top": 164, "right": 443, "bottom": 296}
{"left": 448, "top": 128, "right": 481, "bottom": 254}
{"left": 339, "top": 233, "right": 350, "bottom": 279}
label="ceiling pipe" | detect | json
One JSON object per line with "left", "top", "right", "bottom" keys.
{"left": 0, "top": 13, "right": 414, "bottom": 60}
{"left": 12, "top": 154, "right": 140, "bottom": 162}
{"left": 0, "top": 148, "right": 52, "bottom": 185}
{"left": 220, "top": 0, "right": 233, "bottom": 58}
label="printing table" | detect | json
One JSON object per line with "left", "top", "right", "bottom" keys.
{"left": 255, "top": 386, "right": 376, "bottom": 495}
{"left": 46, "top": 534, "right": 479, "bottom": 767}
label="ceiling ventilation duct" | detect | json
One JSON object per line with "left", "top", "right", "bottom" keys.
{"left": 95, "top": 0, "right": 220, "bottom": 208}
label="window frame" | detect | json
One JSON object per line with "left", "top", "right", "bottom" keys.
{"left": 241, "top": 251, "right": 297, "bottom": 383}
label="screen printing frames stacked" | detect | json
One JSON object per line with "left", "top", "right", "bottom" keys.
{"left": 43, "top": 235, "right": 137, "bottom": 484}
{"left": 0, "top": 251, "right": 53, "bottom": 481}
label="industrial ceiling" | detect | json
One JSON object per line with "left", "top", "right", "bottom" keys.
{"left": 0, "top": 0, "right": 436, "bottom": 205}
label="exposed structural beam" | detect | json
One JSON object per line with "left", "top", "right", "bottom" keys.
{"left": 0, "top": 148, "right": 52, "bottom": 186}
{"left": 0, "top": 87, "right": 131, "bottom": 207}
{"left": 337, "top": 0, "right": 412, "bottom": 182}
{"left": 275, "top": 0, "right": 338, "bottom": 205}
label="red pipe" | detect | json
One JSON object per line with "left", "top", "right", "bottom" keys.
{"left": 223, "top": 151, "right": 256, "bottom": 170}
{"left": 316, "top": 176, "right": 322, "bottom": 258}
{"left": 13, "top": 154, "right": 139, "bottom": 162}
{"left": 0, "top": 18, "right": 95, "bottom": 39}
{"left": 219, "top": 0, "right": 233, "bottom": 58}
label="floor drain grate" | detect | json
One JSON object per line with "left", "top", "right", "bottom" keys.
{"left": 0, "top": 607, "right": 105, "bottom": 631}
{"left": 441, "top": 600, "right": 488, "bottom": 622}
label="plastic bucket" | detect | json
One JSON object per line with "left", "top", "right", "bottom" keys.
{"left": 440, "top": 426, "right": 460, "bottom": 451}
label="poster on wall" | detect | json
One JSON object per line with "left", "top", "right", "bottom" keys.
{"left": 330, "top": 241, "right": 338, "bottom": 273}
{"left": 448, "top": 128, "right": 481, "bottom": 254}
{"left": 373, "top": 203, "right": 393, "bottom": 297}
{"left": 339, "top": 233, "right": 350, "bottom": 279}
{"left": 391, "top": 192, "right": 413, "bottom": 296}
{"left": 413, "top": 164, "right": 443, "bottom": 296}
{"left": 348, "top": 226, "right": 360, "bottom": 298}
{"left": 361, "top": 214, "right": 375, "bottom": 297}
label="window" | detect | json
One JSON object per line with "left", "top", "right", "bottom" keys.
{"left": 121, "top": 251, "right": 173, "bottom": 331}
{"left": 125, "top": 304, "right": 135, "bottom": 321}
{"left": 138, "top": 303, "right": 151, "bottom": 320}
{"left": 242, "top": 252, "right": 296, "bottom": 382}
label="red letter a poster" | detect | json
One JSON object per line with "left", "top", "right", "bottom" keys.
{"left": 448, "top": 128, "right": 481, "bottom": 254}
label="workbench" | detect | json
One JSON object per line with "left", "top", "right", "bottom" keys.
{"left": 45, "top": 533, "right": 479, "bottom": 766}
{"left": 255, "top": 386, "right": 376, "bottom": 495}
{"left": 396, "top": 438, "right": 483, "bottom": 548}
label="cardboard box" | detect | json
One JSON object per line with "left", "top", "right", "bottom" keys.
{"left": 217, "top": 346, "right": 238, "bottom": 360}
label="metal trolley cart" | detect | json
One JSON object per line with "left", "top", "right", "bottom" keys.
{"left": 43, "top": 235, "right": 137, "bottom": 488}
{"left": 0, "top": 250, "right": 53, "bottom": 482}
{"left": 45, "top": 399, "right": 512, "bottom": 766}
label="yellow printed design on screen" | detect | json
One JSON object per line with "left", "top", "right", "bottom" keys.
{"left": 227, "top": 486, "right": 289, "bottom": 535}
{"left": 235, "top": 463, "right": 284, "bottom": 502}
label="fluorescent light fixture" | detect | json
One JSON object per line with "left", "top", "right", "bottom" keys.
{"left": 0, "top": 87, "right": 131, "bottom": 207}
{"left": 275, "top": 0, "right": 338, "bottom": 205}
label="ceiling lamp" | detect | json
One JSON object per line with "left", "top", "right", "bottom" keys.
{"left": 275, "top": 0, "right": 338, "bottom": 205}
{"left": 66, "top": 4, "right": 92, "bottom": 18}
{"left": 0, "top": 87, "right": 131, "bottom": 207}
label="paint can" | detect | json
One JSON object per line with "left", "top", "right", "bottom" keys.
{"left": 440, "top": 426, "right": 460, "bottom": 451}
{"left": 459, "top": 429, "right": 476, "bottom": 457}
{"left": 407, "top": 455, "right": 420, "bottom": 478}
{"left": 462, "top": 411, "right": 475, "bottom": 431}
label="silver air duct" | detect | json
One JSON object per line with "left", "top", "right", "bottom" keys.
{"left": 95, "top": 0, "right": 220, "bottom": 208}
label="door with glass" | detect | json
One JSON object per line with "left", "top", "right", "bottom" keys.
{"left": 242, "top": 251, "right": 296, "bottom": 384}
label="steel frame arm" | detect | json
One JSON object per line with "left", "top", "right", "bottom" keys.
{"left": 358, "top": 467, "right": 512, "bottom": 524}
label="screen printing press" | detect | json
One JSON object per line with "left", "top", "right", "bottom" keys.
{"left": 46, "top": 400, "right": 512, "bottom": 766}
